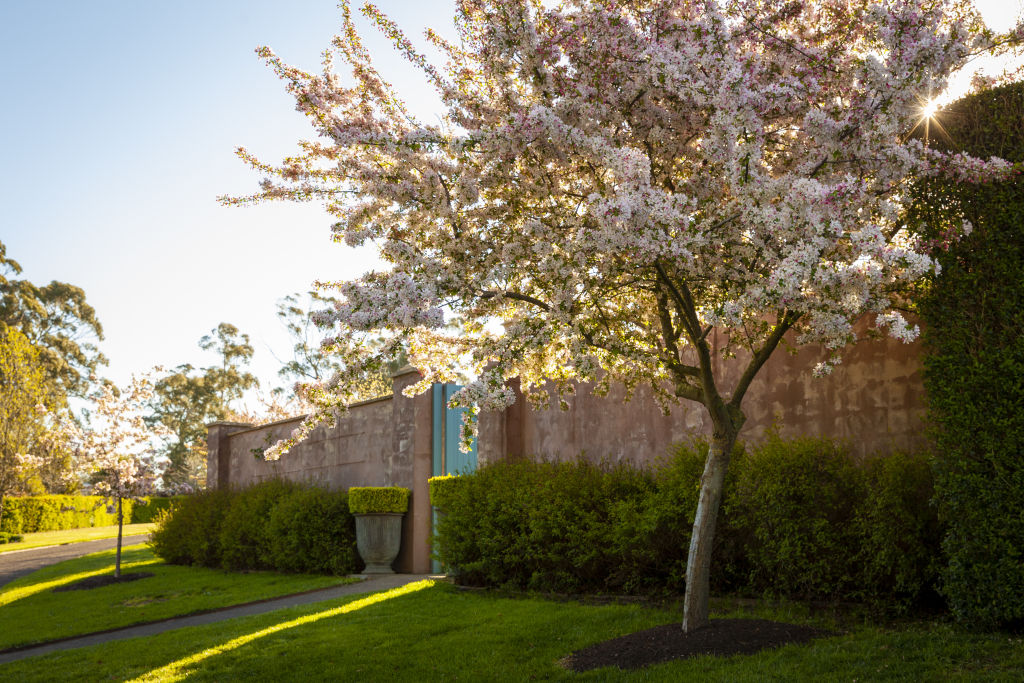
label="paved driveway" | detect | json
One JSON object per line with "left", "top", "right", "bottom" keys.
{"left": 0, "top": 535, "right": 149, "bottom": 589}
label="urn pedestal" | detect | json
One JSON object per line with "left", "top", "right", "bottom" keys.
{"left": 354, "top": 512, "right": 404, "bottom": 574}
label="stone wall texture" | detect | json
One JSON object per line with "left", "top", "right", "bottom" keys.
{"left": 208, "top": 331, "right": 925, "bottom": 573}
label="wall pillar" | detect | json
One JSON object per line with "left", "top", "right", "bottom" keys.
{"left": 390, "top": 366, "right": 434, "bottom": 573}
{"left": 205, "top": 421, "right": 253, "bottom": 490}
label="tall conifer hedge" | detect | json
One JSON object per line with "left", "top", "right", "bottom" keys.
{"left": 912, "top": 82, "right": 1024, "bottom": 630}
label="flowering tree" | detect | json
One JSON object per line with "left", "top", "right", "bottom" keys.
{"left": 79, "top": 376, "right": 166, "bottom": 577}
{"left": 228, "top": 0, "right": 1018, "bottom": 630}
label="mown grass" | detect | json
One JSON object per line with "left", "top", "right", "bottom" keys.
{"left": 0, "top": 544, "right": 359, "bottom": 650}
{"left": 0, "top": 523, "right": 156, "bottom": 553}
{"left": 2, "top": 581, "right": 1022, "bottom": 681}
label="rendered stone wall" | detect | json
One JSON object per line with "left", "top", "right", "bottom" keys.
{"left": 210, "top": 332, "right": 924, "bottom": 573}
{"left": 206, "top": 369, "right": 434, "bottom": 573}
{"left": 484, "top": 328, "right": 924, "bottom": 467}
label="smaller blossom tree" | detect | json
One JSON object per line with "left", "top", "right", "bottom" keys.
{"left": 78, "top": 375, "right": 167, "bottom": 577}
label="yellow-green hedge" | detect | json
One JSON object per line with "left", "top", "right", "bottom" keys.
{"left": 0, "top": 495, "right": 133, "bottom": 534}
{"left": 347, "top": 487, "right": 410, "bottom": 514}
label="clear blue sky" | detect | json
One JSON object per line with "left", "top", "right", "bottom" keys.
{"left": 0, "top": 0, "right": 1019, "bottom": 404}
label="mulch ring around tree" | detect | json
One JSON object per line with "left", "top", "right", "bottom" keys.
{"left": 562, "top": 618, "right": 835, "bottom": 672}
{"left": 52, "top": 572, "right": 155, "bottom": 592}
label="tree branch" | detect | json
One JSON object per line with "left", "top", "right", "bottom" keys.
{"left": 729, "top": 311, "right": 800, "bottom": 408}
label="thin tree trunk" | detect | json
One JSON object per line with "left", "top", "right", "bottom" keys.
{"left": 682, "top": 429, "right": 737, "bottom": 632}
{"left": 115, "top": 496, "right": 123, "bottom": 578}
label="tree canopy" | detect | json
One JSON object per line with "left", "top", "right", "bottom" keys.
{"left": 229, "top": 0, "right": 1017, "bottom": 630}
{"left": 148, "top": 323, "right": 258, "bottom": 489}
{"left": 0, "top": 327, "right": 74, "bottom": 525}
{"left": 0, "top": 241, "right": 106, "bottom": 399}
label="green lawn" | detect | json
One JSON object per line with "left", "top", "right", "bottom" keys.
{"left": 0, "top": 544, "right": 359, "bottom": 650}
{"left": 1, "top": 581, "right": 1022, "bottom": 681}
{"left": 0, "top": 524, "right": 156, "bottom": 553}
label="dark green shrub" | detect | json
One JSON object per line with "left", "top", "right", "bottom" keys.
{"left": 130, "top": 496, "right": 186, "bottom": 524}
{"left": 911, "top": 82, "right": 1024, "bottom": 629}
{"left": 0, "top": 532, "right": 23, "bottom": 544}
{"left": 606, "top": 443, "right": 711, "bottom": 595}
{"left": 0, "top": 495, "right": 130, "bottom": 534}
{"left": 724, "top": 436, "right": 865, "bottom": 601}
{"left": 853, "top": 451, "right": 943, "bottom": 612}
{"left": 267, "top": 487, "right": 361, "bottom": 574}
{"left": 431, "top": 460, "right": 545, "bottom": 587}
{"left": 152, "top": 481, "right": 362, "bottom": 576}
{"left": 150, "top": 488, "right": 235, "bottom": 567}
{"left": 431, "top": 437, "right": 942, "bottom": 610}
{"left": 219, "top": 479, "right": 301, "bottom": 571}
{"left": 523, "top": 460, "right": 650, "bottom": 593}
{"left": 347, "top": 487, "right": 410, "bottom": 514}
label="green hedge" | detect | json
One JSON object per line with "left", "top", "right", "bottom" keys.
{"left": 0, "top": 496, "right": 133, "bottom": 534}
{"left": 149, "top": 480, "right": 362, "bottom": 575}
{"left": 430, "top": 437, "right": 942, "bottom": 612}
{"left": 348, "top": 487, "right": 410, "bottom": 514}
{"left": 129, "top": 496, "right": 186, "bottom": 524}
{"left": 912, "top": 82, "right": 1024, "bottom": 630}
{"left": 0, "top": 532, "right": 23, "bottom": 544}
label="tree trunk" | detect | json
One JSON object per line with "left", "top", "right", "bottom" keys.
{"left": 115, "top": 497, "right": 123, "bottom": 578}
{"left": 682, "top": 429, "right": 738, "bottom": 632}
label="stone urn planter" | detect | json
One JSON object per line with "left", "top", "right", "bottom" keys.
{"left": 348, "top": 486, "right": 411, "bottom": 574}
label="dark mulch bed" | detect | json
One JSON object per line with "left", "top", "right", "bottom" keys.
{"left": 52, "top": 572, "right": 155, "bottom": 592}
{"left": 563, "top": 618, "right": 835, "bottom": 672}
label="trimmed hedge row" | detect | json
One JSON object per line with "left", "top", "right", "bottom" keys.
{"left": 0, "top": 496, "right": 133, "bottom": 534}
{"left": 149, "top": 480, "right": 362, "bottom": 575}
{"left": 0, "top": 496, "right": 184, "bottom": 533}
{"left": 348, "top": 487, "right": 410, "bottom": 514}
{"left": 430, "top": 436, "right": 942, "bottom": 612}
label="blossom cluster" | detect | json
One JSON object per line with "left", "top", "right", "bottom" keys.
{"left": 229, "top": 0, "right": 1018, "bottom": 453}
{"left": 76, "top": 375, "right": 169, "bottom": 506}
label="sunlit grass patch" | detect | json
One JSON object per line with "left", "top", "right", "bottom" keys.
{"left": 0, "top": 545, "right": 159, "bottom": 607}
{"left": 0, "top": 545, "right": 358, "bottom": 650}
{"left": 2, "top": 585, "right": 1023, "bottom": 681}
{"left": 127, "top": 580, "right": 435, "bottom": 682}
{"left": 0, "top": 524, "right": 156, "bottom": 554}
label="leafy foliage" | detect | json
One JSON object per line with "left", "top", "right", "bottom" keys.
{"left": 219, "top": 479, "right": 300, "bottom": 571}
{"left": 0, "top": 326, "right": 76, "bottom": 528}
{"left": 431, "top": 438, "right": 941, "bottom": 611}
{"left": 0, "top": 494, "right": 131, "bottom": 534}
{"left": 912, "top": 82, "right": 1024, "bottom": 630}
{"left": 150, "top": 480, "right": 361, "bottom": 575}
{"left": 148, "top": 323, "right": 259, "bottom": 489}
{"left": 128, "top": 496, "right": 185, "bottom": 524}
{"left": 267, "top": 486, "right": 361, "bottom": 574}
{"left": 0, "top": 240, "right": 106, "bottom": 398}
{"left": 347, "top": 486, "right": 410, "bottom": 514}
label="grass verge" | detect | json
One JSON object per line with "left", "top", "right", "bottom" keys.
{"left": 0, "top": 524, "right": 157, "bottom": 553}
{"left": 1, "top": 583, "right": 1022, "bottom": 681}
{"left": 0, "top": 544, "right": 359, "bottom": 650}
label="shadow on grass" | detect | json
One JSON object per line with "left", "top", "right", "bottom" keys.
{"left": 125, "top": 580, "right": 436, "bottom": 682}
{"left": 0, "top": 546, "right": 156, "bottom": 608}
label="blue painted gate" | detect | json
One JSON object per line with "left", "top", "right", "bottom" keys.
{"left": 432, "top": 383, "right": 477, "bottom": 572}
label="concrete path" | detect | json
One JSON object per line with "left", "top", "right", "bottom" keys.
{"left": 0, "top": 573, "right": 437, "bottom": 664}
{"left": 0, "top": 535, "right": 150, "bottom": 589}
